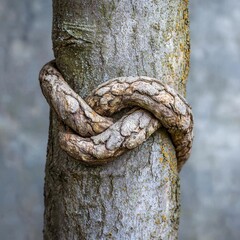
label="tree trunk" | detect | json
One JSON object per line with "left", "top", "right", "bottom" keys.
{"left": 44, "top": 0, "right": 190, "bottom": 239}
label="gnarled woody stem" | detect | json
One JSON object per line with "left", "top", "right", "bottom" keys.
{"left": 39, "top": 61, "right": 113, "bottom": 137}
{"left": 39, "top": 61, "right": 193, "bottom": 172}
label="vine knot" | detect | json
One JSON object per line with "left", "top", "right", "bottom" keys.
{"left": 39, "top": 61, "right": 194, "bottom": 172}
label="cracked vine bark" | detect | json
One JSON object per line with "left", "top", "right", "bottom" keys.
{"left": 43, "top": 0, "right": 190, "bottom": 239}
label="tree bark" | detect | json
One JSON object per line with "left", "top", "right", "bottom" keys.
{"left": 44, "top": 0, "right": 190, "bottom": 239}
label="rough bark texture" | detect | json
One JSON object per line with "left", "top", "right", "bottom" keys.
{"left": 44, "top": 0, "right": 190, "bottom": 239}
{"left": 39, "top": 62, "right": 193, "bottom": 171}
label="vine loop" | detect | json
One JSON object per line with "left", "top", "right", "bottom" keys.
{"left": 39, "top": 61, "right": 194, "bottom": 172}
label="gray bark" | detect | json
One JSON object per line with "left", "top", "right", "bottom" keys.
{"left": 44, "top": 0, "right": 190, "bottom": 239}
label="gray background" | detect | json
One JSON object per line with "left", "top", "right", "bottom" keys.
{"left": 0, "top": 0, "right": 239, "bottom": 239}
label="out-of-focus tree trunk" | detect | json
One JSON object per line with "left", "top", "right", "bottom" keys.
{"left": 44, "top": 0, "right": 190, "bottom": 239}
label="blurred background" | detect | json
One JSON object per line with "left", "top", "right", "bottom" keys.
{"left": 0, "top": 0, "right": 239, "bottom": 239}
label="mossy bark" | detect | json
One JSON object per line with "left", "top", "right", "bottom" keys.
{"left": 44, "top": 0, "right": 190, "bottom": 239}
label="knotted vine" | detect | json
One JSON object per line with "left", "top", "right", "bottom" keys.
{"left": 39, "top": 61, "right": 193, "bottom": 172}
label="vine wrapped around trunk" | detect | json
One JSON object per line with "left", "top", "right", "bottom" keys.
{"left": 39, "top": 61, "right": 193, "bottom": 171}
{"left": 43, "top": 0, "right": 191, "bottom": 239}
